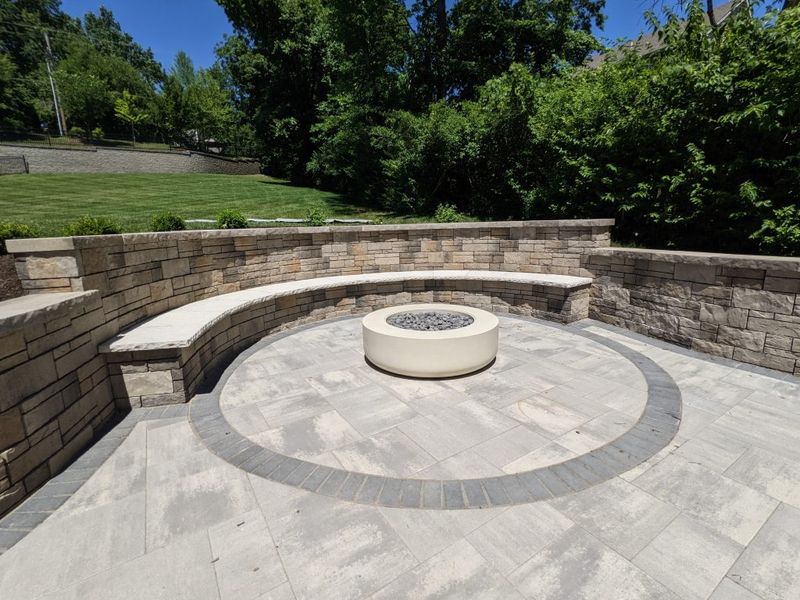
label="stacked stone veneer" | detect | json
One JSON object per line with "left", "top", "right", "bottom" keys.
{"left": 0, "top": 292, "right": 115, "bottom": 515}
{"left": 0, "top": 144, "right": 259, "bottom": 175}
{"left": 587, "top": 248, "right": 800, "bottom": 376}
{"left": 9, "top": 220, "right": 612, "bottom": 331}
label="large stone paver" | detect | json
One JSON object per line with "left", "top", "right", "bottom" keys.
{"left": 634, "top": 455, "right": 779, "bottom": 546}
{"left": 729, "top": 503, "right": 800, "bottom": 600}
{"left": 0, "top": 491, "right": 146, "bottom": 600}
{"left": 507, "top": 527, "right": 678, "bottom": 600}
{"left": 370, "top": 539, "right": 524, "bottom": 599}
{"left": 208, "top": 510, "right": 288, "bottom": 600}
{"left": 265, "top": 491, "right": 417, "bottom": 599}
{"left": 551, "top": 478, "right": 679, "bottom": 559}
{"left": 39, "top": 530, "right": 219, "bottom": 600}
{"left": 1, "top": 316, "right": 799, "bottom": 599}
{"left": 632, "top": 514, "right": 743, "bottom": 600}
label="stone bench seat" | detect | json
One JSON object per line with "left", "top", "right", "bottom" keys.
{"left": 100, "top": 270, "right": 591, "bottom": 407}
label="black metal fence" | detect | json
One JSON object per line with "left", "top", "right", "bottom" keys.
{"left": 0, "top": 155, "right": 29, "bottom": 175}
{"left": 0, "top": 129, "right": 189, "bottom": 152}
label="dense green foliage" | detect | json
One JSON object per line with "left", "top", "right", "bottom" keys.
{"left": 518, "top": 5, "right": 800, "bottom": 253}
{"left": 218, "top": 0, "right": 798, "bottom": 255}
{"left": 304, "top": 205, "right": 328, "bottom": 226}
{"left": 150, "top": 211, "right": 187, "bottom": 232}
{"left": 434, "top": 203, "right": 466, "bottom": 223}
{"left": 63, "top": 215, "right": 122, "bottom": 236}
{"left": 216, "top": 208, "right": 249, "bottom": 229}
{"left": 0, "top": 1, "right": 255, "bottom": 154}
{"left": 3, "top": 1, "right": 798, "bottom": 254}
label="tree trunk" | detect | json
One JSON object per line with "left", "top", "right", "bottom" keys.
{"left": 434, "top": 0, "right": 448, "bottom": 99}
{"left": 435, "top": 0, "right": 447, "bottom": 34}
{"left": 706, "top": 0, "right": 719, "bottom": 28}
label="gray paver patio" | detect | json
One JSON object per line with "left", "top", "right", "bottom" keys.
{"left": 0, "top": 315, "right": 799, "bottom": 599}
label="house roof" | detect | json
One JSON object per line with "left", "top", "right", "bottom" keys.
{"left": 586, "top": 1, "right": 746, "bottom": 68}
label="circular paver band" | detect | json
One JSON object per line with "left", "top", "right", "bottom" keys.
{"left": 189, "top": 315, "right": 682, "bottom": 509}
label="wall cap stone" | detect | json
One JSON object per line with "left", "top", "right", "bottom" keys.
{"left": 0, "top": 291, "right": 99, "bottom": 334}
{"left": 6, "top": 219, "right": 615, "bottom": 254}
{"left": 591, "top": 247, "right": 800, "bottom": 272}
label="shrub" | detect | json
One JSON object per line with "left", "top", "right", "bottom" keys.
{"left": 217, "top": 209, "right": 248, "bottom": 229}
{"left": 151, "top": 211, "right": 186, "bottom": 232}
{"left": 0, "top": 222, "right": 36, "bottom": 255}
{"left": 434, "top": 203, "right": 465, "bottom": 223}
{"left": 91, "top": 127, "right": 104, "bottom": 139}
{"left": 69, "top": 126, "right": 86, "bottom": 138}
{"left": 305, "top": 205, "right": 328, "bottom": 227}
{"left": 63, "top": 216, "right": 122, "bottom": 236}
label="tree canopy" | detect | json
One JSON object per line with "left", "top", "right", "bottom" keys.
{"left": 214, "top": 0, "right": 798, "bottom": 255}
{"left": 1, "top": 0, "right": 798, "bottom": 255}
{"left": 0, "top": 0, "right": 254, "bottom": 154}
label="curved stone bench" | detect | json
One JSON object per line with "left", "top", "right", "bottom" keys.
{"left": 100, "top": 270, "right": 592, "bottom": 407}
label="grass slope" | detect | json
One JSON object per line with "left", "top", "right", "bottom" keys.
{"left": 0, "top": 173, "right": 418, "bottom": 236}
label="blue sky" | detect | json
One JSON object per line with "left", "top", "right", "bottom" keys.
{"left": 61, "top": 0, "right": 233, "bottom": 69}
{"left": 59, "top": 0, "right": 684, "bottom": 70}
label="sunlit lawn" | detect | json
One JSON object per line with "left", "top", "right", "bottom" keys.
{"left": 0, "top": 173, "right": 426, "bottom": 236}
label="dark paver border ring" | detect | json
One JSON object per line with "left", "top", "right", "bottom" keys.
{"left": 189, "top": 315, "right": 682, "bottom": 509}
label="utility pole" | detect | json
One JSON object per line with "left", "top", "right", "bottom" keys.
{"left": 43, "top": 31, "right": 66, "bottom": 136}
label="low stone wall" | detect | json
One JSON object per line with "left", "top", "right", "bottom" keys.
{"left": 587, "top": 248, "right": 800, "bottom": 376}
{"left": 0, "top": 292, "right": 116, "bottom": 516}
{"left": 0, "top": 144, "right": 260, "bottom": 175}
{"left": 7, "top": 220, "right": 613, "bottom": 331}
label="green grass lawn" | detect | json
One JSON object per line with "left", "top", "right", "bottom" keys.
{"left": 0, "top": 173, "right": 422, "bottom": 236}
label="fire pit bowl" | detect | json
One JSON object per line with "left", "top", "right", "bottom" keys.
{"left": 362, "top": 303, "right": 499, "bottom": 378}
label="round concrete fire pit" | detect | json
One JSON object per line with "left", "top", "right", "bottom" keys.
{"left": 362, "top": 303, "right": 499, "bottom": 378}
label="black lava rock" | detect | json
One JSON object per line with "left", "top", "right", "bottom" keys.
{"left": 386, "top": 311, "right": 474, "bottom": 331}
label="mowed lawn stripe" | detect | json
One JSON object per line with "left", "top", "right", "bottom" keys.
{"left": 0, "top": 173, "right": 421, "bottom": 236}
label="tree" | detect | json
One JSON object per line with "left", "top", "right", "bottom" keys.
{"left": 323, "top": 0, "right": 411, "bottom": 107}
{"left": 448, "top": 0, "right": 605, "bottom": 99}
{"left": 83, "top": 7, "right": 163, "bottom": 84}
{"left": 55, "top": 37, "right": 151, "bottom": 133}
{"left": 409, "top": 0, "right": 450, "bottom": 105}
{"left": 0, "top": 0, "right": 79, "bottom": 129}
{"left": 307, "top": 0, "right": 413, "bottom": 200}
{"left": 0, "top": 54, "right": 16, "bottom": 125}
{"left": 114, "top": 89, "right": 148, "bottom": 143}
{"left": 216, "top": 0, "right": 329, "bottom": 179}
{"left": 158, "top": 52, "right": 240, "bottom": 151}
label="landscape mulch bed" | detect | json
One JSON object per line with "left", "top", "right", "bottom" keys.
{"left": 0, "top": 254, "right": 23, "bottom": 301}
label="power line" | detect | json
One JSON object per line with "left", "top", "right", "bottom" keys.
{"left": 0, "top": 18, "right": 162, "bottom": 57}
{"left": 43, "top": 31, "right": 66, "bottom": 136}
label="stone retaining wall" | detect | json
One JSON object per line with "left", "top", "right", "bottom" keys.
{"left": 0, "top": 144, "right": 260, "bottom": 175}
{"left": 0, "top": 292, "right": 116, "bottom": 516}
{"left": 586, "top": 248, "right": 800, "bottom": 376}
{"left": 7, "top": 220, "right": 613, "bottom": 331}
